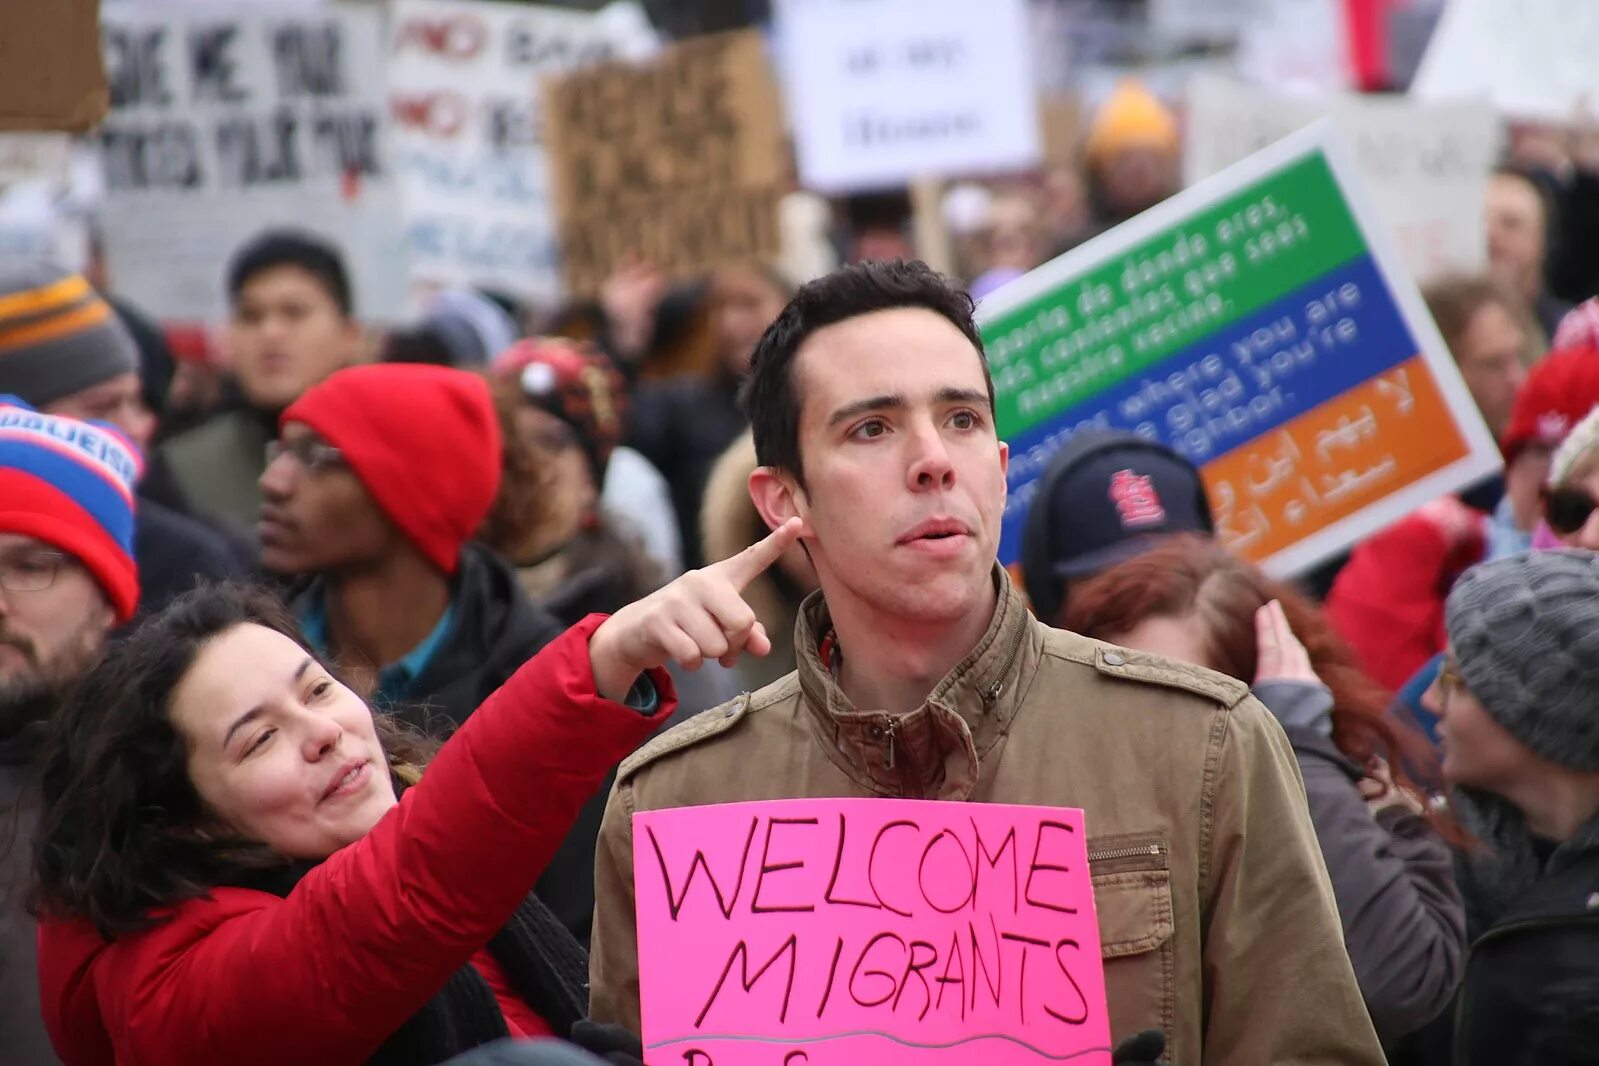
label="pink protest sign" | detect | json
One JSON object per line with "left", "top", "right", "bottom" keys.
{"left": 632, "top": 798, "right": 1111, "bottom": 1065}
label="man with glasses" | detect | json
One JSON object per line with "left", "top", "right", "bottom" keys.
{"left": 258, "top": 362, "right": 564, "bottom": 732}
{"left": 0, "top": 400, "right": 140, "bottom": 1064}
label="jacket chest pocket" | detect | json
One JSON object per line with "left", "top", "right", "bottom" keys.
{"left": 1090, "top": 834, "right": 1176, "bottom": 1062}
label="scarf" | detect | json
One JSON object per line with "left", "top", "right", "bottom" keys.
{"left": 235, "top": 860, "right": 590, "bottom": 1065}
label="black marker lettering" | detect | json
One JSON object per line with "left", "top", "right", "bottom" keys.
{"left": 918, "top": 828, "right": 975, "bottom": 913}
{"left": 695, "top": 935, "right": 799, "bottom": 1028}
{"left": 868, "top": 820, "right": 918, "bottom": 918}
{"left": 972, "top": 818, "right": 1020, "bottom": 914}
{"left": 649, "top": 818, "right": 757, "bottom": 921}
{"left": 750, "top": 817, "right": 818, "bottom": 914}
{"left": 893, "top": 939, "right": 939, "bottom": 1020}
{"left": 824, "top": 812, "right": 880, "bottom": 909}
{"left": 1046, "top": 939, "right": 1092, "bottom": 1026}
{"left": 849, "top": 932, "right": 907, "bottom": 1008}
{"left": 1002, "top": 932, "right": 1050, "bottom": 1025}
{"left": 1024, "top": 821, "right": 1080, "bottom": 914}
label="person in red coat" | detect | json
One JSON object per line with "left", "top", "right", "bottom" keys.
{"left": 30, "top": 520, "right": 803, "bottom": 1066}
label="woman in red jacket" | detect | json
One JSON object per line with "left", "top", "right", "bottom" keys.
{"left": 31, "top": 521, "right": 801, "bottom": 1066}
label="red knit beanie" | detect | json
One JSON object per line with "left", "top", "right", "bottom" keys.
{"left": 282, "top": 365, "right": 501, "bottom": 575}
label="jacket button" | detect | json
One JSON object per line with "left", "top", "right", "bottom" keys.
{"left": 1103, "top": 651, "right": 1125, "bottom": 667}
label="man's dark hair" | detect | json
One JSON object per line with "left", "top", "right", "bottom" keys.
{"left": 227, "top": 229, "right": 354, "bottom": 317}
{"left": 741, "top": 259, "right": 994, "bottom": 482}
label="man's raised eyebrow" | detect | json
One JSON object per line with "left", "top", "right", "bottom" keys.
{"left": 827, "top": 394, "right": 904, "bottom": 428}
{"left": 937, "top": 387, "right": 990, "bottom": 406}
{"left": 222, "top": 657, "right": 315, "bottom": 748}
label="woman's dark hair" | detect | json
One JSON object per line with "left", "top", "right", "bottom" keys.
{"left": 32, "top": 582, "right": 435, "bottom": 940}
{"left": 742, "top": 259, "right": 995, "bottom": 484}
{"left": 1062, "top": 535, "right": 1464, "bottom": 840}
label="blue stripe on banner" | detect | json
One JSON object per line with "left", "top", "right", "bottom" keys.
{"left": 0, "top": 439, "right": 134, "bottom": 550}
{"left": 998, "top": 254, "right": 1418, "bottom": 566}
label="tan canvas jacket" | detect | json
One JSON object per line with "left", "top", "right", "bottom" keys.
{"left": 590, "top": 568, "right": 1385, "bottom": 1064}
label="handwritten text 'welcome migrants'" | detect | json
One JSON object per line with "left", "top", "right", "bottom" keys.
{"left": 632, "top": 799, "right": 1112, "bottom": 1065}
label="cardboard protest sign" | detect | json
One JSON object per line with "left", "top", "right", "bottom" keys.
{"left": 1185, "top": 77, "right": 1498, "bottom": 281}
{"left": 773, "top": 0, "right": 1040, "bottom": 192}
{"left": 979, "top": 122, "right": 1502, "bottom": 579}
{"left": 542, "top": 29, "right": 784, "bottom": 297}
{"left": 633, "top": 798, "right": 1111, "bottom": 1066}
{"left": 0, "top": 0, "right": 107, "bottom": 132}
{"left": 387, "top": 0, "right": 655, "bottom": 305}
{"left": 1412, "top": 0, "right": 1599, "bottom": 123}
{"left": 96, "top": 3, "right": 406, "bottom": 322}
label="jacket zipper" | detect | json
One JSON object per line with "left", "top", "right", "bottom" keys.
{"left": 1453, "top": 912, "right": 1599, "bottom": 1065}
{"left": 985, "top": 621, "right": 1027, "bottom": 703}
{"left": 1088, "top": 842, "right": 1165, "bottom": 863}
{"left": 880, "top": 715, "right": 897, "bottom": 770}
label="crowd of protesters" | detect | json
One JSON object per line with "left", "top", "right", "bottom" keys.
{"left": 2, "top": 45, "right": 1599, "bottom": 1066}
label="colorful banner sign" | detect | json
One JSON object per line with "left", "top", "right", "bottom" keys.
{"left": 979, "top": 122, "right": 1502, "bottom": 578}
{"left": 634, "top": 799, "right": 1111, "bottom": 1066}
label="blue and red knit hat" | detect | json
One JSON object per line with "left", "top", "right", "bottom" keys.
{"left": 0, "top": 398, "right": 141, "bottom": 621}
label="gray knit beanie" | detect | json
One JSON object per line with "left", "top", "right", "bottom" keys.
{"left": 0, "top": 262, "right": 138, "bottom": 406}
{"left": 1444, "top": 550, "right": 1599, "bottom": 771}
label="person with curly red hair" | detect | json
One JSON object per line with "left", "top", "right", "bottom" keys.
{"left": 1062, "top": 534, "right": 1466, "bottom": 1049}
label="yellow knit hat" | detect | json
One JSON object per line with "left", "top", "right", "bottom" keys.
{"left": 1085, "top": 80, "right": 1178, "bottom": 163}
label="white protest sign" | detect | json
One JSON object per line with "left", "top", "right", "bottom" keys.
{"left": 774, "top": 0, "right": 1040, "bottom": 192}
{"left": 1412, "top": 0, "right": 1599, "bottom": 122}
{"left": 96, "top": 3, "right": 406, "bottom": 323}
{"left": 387, "top": 0, "right": 655, "bottom": 306}
{"left": 1185, "top": 77, "right": 1498, "bottom": 282}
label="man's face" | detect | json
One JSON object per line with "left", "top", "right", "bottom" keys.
{"left": 1455, "top": 301, "right": 1529, "bottom": 439}
{"left": 0, "top": 532, "right": 114, "bottom": 732}
{"left": 230, "top": 265, "right": 359, "bottom": 412}
{"left": 44, "top": 371, "right": 155, "bottom": 454}
{"left": 257, "top": 423, "right": 399, "bottom": 576}
{"left": 758, "top": 308, "right": 1008, "bottom": 626}
{"left": 1485, "top": 174, "right": 1547, "bottom": 301}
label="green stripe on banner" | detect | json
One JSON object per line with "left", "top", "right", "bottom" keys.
{"left": 982, "top": 152, "right": 1367, "bottom": 438}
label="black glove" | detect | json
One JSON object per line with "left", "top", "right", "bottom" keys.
{"left": 1111, "top": 1029, "right": 1167, "bottom": 1065}
{"left": 569, "top": 1020, "right": 645, "bottom": 1066}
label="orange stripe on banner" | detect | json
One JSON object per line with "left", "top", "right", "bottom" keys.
{"left": 1203, "top": 355, "right": 1471, "bottom": 565}
{"left": 0, "top": 274, "right": 91, "bottom": 321}
{"left": 0, "top": 300, "right": 111, "bottom": 353}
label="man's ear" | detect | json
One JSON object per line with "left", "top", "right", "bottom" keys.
{"left": 748, "top": 466, "right": 812, "bottom": 538}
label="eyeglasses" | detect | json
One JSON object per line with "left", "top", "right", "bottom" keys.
{"left": 0, "top": 550, "right": 69, "bottom": 593}
{"left": 1542, "top": 485, "right": 1598, "bottom": 536}
{"left": 265, "top": 437, "right": 346, "bottom": 472}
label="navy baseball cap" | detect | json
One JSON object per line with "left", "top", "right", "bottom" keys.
{"left": 1021, "top": 429, "right": 1214, "bottom": 624}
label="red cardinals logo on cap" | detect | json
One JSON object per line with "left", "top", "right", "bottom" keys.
{"left": 1109, "top": 469, "right": 1166, "bottom": 528}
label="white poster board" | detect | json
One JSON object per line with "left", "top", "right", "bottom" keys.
{"left": 774, "top": 0, "right": 1041, "bottom": 192}
{"left": 387, "top": 0, "right": 655, "bottom": 306}
{"left": 1412, "top": 0, "right": 1599, "bottom": 122}
{"left": 96, "top": 3, "right": 406, "bottom": 323}
{"left": 1185, "top": 77, "right": 1498, "bottom": 282}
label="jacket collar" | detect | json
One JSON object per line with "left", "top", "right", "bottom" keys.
{"left": 793, "top": 562, "right": 1039, "bottom": 800}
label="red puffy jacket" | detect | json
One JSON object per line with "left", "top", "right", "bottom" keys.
{"left": 36, "top": 615, "right": 673, "bottom": 1066}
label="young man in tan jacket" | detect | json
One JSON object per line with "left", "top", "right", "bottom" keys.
{"left": 588, "top": 260, "right": 1385, "bottom": 1064}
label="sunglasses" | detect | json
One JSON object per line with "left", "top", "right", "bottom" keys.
{"left": 1542, "top": 485, "right": 1599, "bottom": 536}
